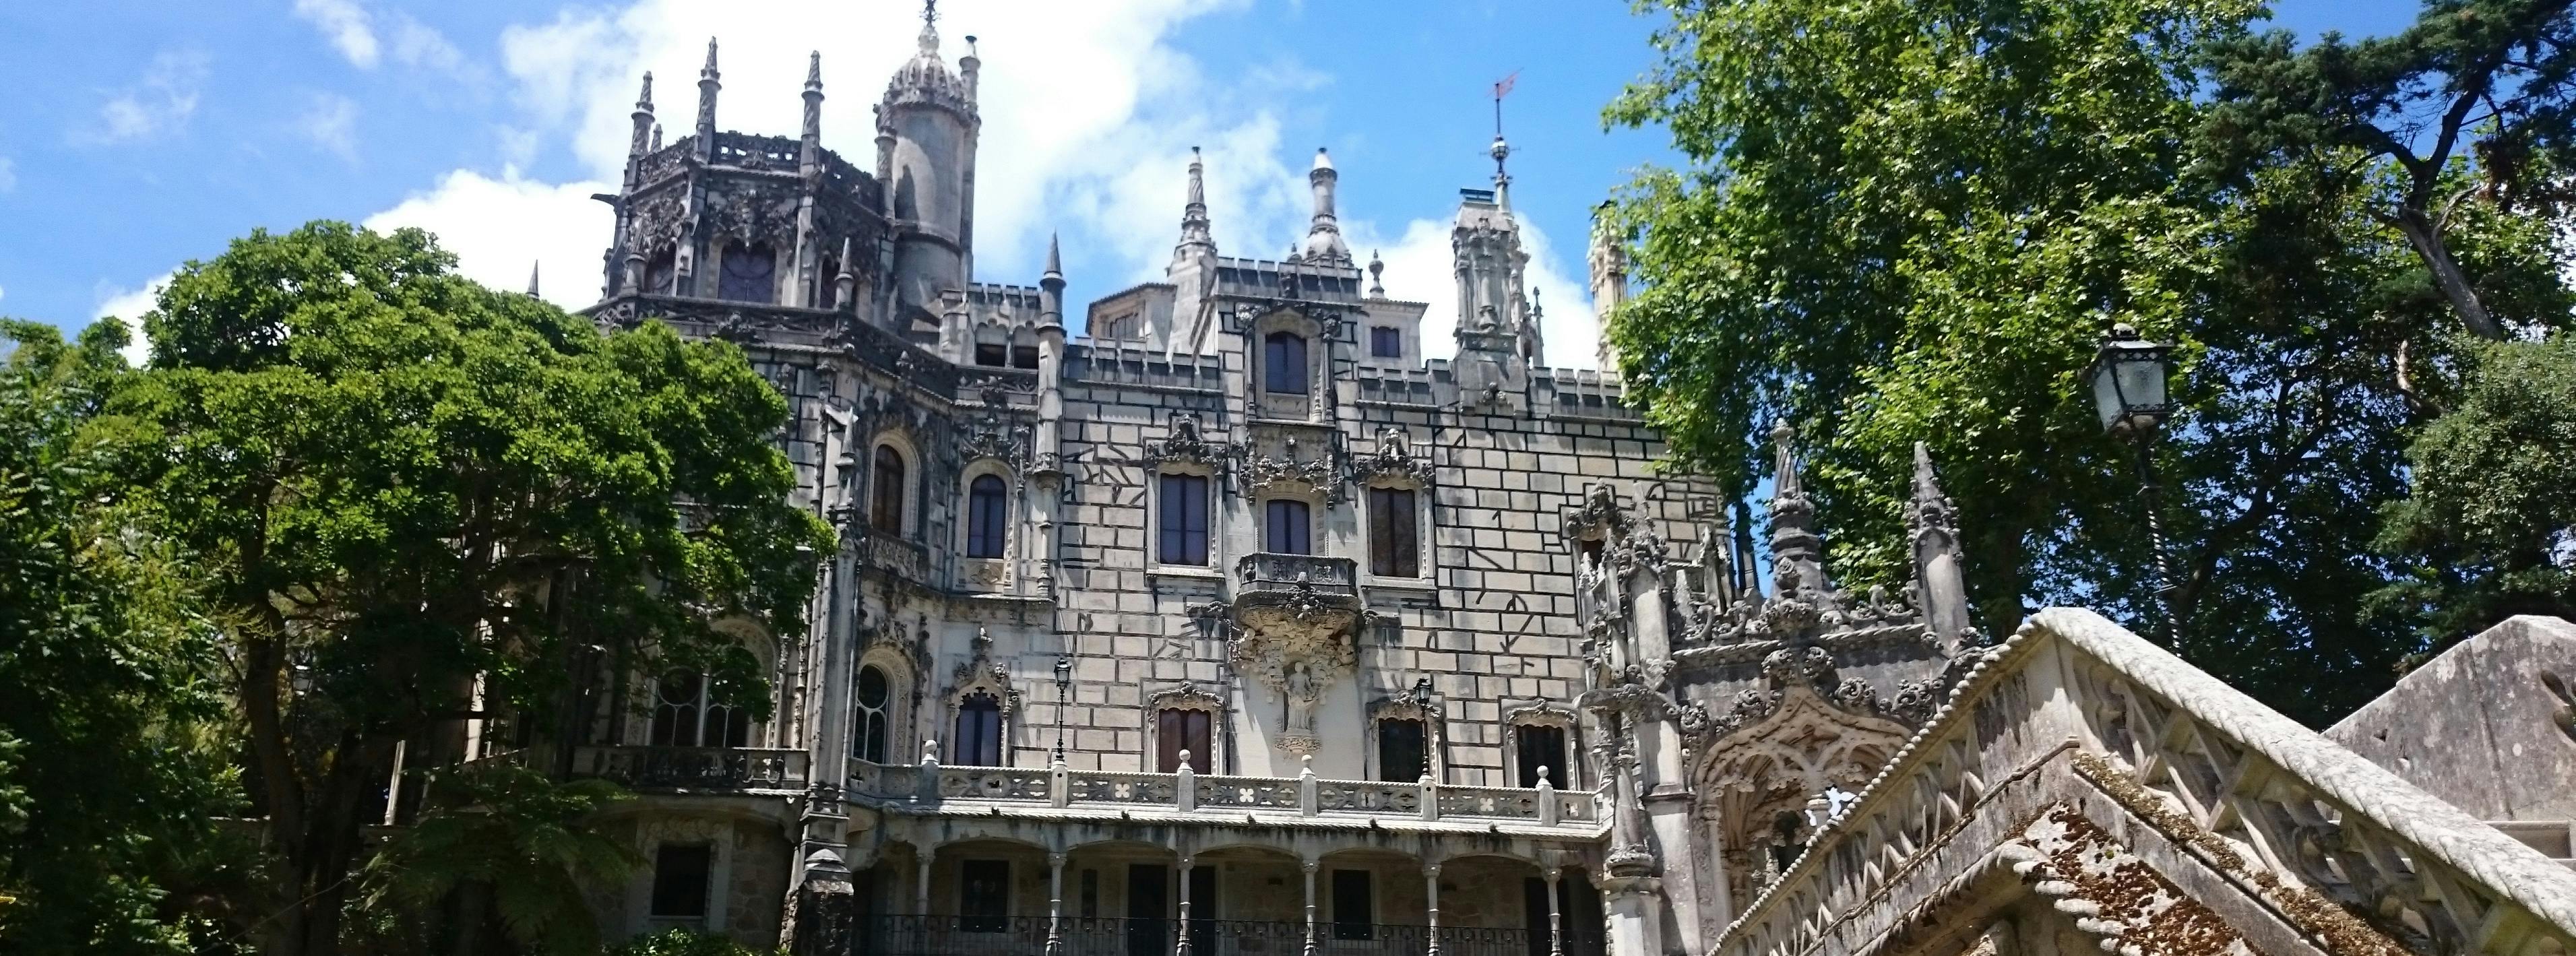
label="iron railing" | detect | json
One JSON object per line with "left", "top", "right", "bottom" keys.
{"left": 850, "top": 916, "right": 1600, "bottom": 956}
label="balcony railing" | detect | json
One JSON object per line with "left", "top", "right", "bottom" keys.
{"left": 569, "top": 745, "right": 808, "bottom": 791}
{"left": 1234, "top": 553, "right": 1358, "bottom": 596}
{"left": 844, "top": 758, "right": 1600, "bottom": 827}
{"left": 851, "top": 916, "right": 1600, "bottom": 956}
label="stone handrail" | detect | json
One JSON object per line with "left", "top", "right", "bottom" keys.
{"left": 1716, "top": 608, "right": 2576, "bottom": 956}
{"left": 843, "top": 757, "right": 1595, "bottom": 826}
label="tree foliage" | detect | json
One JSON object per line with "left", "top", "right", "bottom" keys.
{"left": 98, "top": 221, "right": 832, "bottom": 955}
{"left": 0, "top": 319, "right": 249, "bottom": 954}
{"left": 1604, "top": 0, "right": 2575, "bottom": 724}
{"left": 356, "top": 764, "right": 641, "bottom": 956}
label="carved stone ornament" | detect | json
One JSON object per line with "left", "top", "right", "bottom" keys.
{"left": 1147, "top": 680, "right": 1224, "bottom": 712}
{"left": 1353, "top": 425, "right": 1436, "bottom": 486}
{"left": 1239, "top": 437, "right": 1340, "bottom": 503}
{"left": 1143, "top": 411, "right": 1230, "bottom": 468}
{"left": 947, "top": 627, "right": 1021, "bottom": 716}
{"left": 1229, "top": 623, "right": 1357, "bottom": 757}
{"left": 957, "top": 410, "right": 1028, "bottom": 470}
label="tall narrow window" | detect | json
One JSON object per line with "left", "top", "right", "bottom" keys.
{"left": 1516, "top": 724, "right": 1569, "bottom": 788}
{"left": 1377, "top": 718, "right": 1426, "bottom": 782}
{"left": 1263, "top": 331, "right": 1309, "bottom": 394}
{"left": 966, "top": 475, "right": 1008, "bottom": 559}
{"left": 960, "top": 860, "right": 1010, "bottom": 932}
{"left": 1158, "top": 474, "right": 1210, "bottom": 565}
{"left": 1155, "top": 708, "right": 1212, "bottom": 773}
{"left": 953, "top": 693, "right": 1004, "bottom": 766}
{"left": 817, "top": 255, "right": 840, "bottom": 310}
{"left": 1330, "top": 870, "right": 1374, "bottom": 939}
{"left": 650, "top": 843, "right": 713, "bottom": 918}
{"left": 1264, "top": 499, "right": 1312, "bottom": 554}
{"left": 871, "top": 445, "right": 906, "bottom": 536}
{"left": 650, "top": 672, "right": 748, "bottom": 748}
{"left": 1367, "top": 486, "right": 1419, "bottom": 577}
{"left": 645, "top": 249, "right": 677, "bottom": 294}
{"left": 852, "top": 665, "right": 891, "bottom": 763}
{"left": 717, "top": 242, "right": 776, "bottom": 302}
{"left": 1370, "top": 325, "right": 1402, "bottom": 358}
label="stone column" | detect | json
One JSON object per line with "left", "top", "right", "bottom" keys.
{"left": 1175, "top": 855, "right": 1195, "bottom": 956}
{"left": 1423, "top": 863, "right": 1443, "bottom": 956}
{"left": 914, "top": 850, "right": 933, "bottom": 916}
{"left": 1549, "top": 865, "right": 1566, "bottom": 956}
{"left": 1301, "top": 859, "right": 1320, "bottom": 956}
{"left": 1047, "top": 852, "right": 1067, "bottom": 956}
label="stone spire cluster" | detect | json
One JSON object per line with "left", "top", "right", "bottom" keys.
{"left": 1298, "top": 148, "right": 1352, "bottom": 267}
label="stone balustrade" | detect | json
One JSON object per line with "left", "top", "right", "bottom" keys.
{"left": 569, "top": 744, "right": 809, "bottom": 792}
{"left": 844, "top": 755, "right": 1600, "bottom": 827}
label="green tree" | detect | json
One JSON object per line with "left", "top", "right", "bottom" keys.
{"left": 104, "top": 222, "right": 832, "bottom": 955}
{"left": 356, "top": 764, "right": 640, "bottom": 956}
{"left": 2201, "top": 0, "right": 2576, "bottom": 340}
{"left": 2371, "top": 333, "right": 2576, "bottom": 649}
{"left": 0, "top": 319, "right": 247, "bottom": 954}
{"left": 1602, "top": 0, "right": 2573, "bottom": 724}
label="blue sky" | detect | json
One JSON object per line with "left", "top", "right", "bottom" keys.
{"left": 1, "top": 0, "right": 2425, "bottom": 366}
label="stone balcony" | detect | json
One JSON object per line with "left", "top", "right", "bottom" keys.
{"left": 567, "top": 744, "right": 809, "bottom": 792}
{"left": 844, "top": 757, "right": 1602, "bottom": 832}
{"left": 1230, "top": 553, "right": 1362, "bottom": 636}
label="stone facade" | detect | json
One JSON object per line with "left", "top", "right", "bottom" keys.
{"left": 493, "top": 11, "right": 2576, "bottom": 956}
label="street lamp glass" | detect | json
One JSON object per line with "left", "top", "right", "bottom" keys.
{"left": 2090, "top": 325, "right": 2172, "bottom": 435}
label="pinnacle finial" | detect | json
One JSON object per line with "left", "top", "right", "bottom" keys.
{"left": 1912, "top": 441, "right": 1942, "bottom": 501}
{"left": 701, "top": 36, "right": 719, "bottom": 77}
{"left": 1368, "top": 250, "right": 1385, "bottom": 297}
{"left": 805, "top": 51, "right": 821, "bottom": 89}
{"left": 918, "top": 0, "right": 941, "bottom": 54}
{"left": 836, "top": 237, "right": 854, "bottom": 278}
{"left": 637, "top": 72, "right": 654, "bottom": 110}
{"left": 1770, "top": 419, "right": 1800, "bottom": 496}
{"left": 1176, "top": 146, "right": 1214, "bottom": 256}
{"left": 1044, "top": 232, "right": 1063, "bottom": 278}
{"left": 526, "top": 261, "right": 541, "bottom": 297}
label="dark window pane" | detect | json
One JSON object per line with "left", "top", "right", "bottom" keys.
{"left": 968, "top": 475, "right": 1008, "bottom": 558}
{"left": 854, "top": 666, "right": 890, "bottom": 763}
{"left": 1517, "top": 725, "right": 1569, "bottom": 788}
{"left": 717, "top": 243, "right": 776, "bottom": 303}
{"left": 1155, "top": 709, "right": 1211, "bottom": 772}
{"left": 1011, "top": 345, "right": 1040, "bottom": 369}
{"left": 871, "top": 445, "right": 907, "bottom": 536}
{"left": 1377, "top": 719, "right": 1425, "bottom": 782}
{"left": 1265, "top": 499, "right": 1311, "bottom": 554}
{"left": 974, "top": 342, "right": 1007, "bottom": 367}
{"left": 1371, "top": 326, "right": 1402, "bottom": 358}
{"left": 1330, "top": 870, "right": 1373, "bottom": 938}
{"left": 961, "top": 860, "right": 1010, "bottom": 932}
{"left": 646, "top": 249, "right": 677, "bottom": 294}
{"left": 1158, "top": 474, "right": 1208, "bottom": 565}
{"left": 955, "top": 694, "right": 1003, "bottom": 766}
{"left": 1263, "top": 332, "right": 1308, "bottom": 395}
{"left": 650, "top": 844, "right": 712, "bottom": 917}
{"left": 1369, "top": 487, "right": 1418, "bottom": 577}
{"left": 650, "top": 672, "right": 701, "bottom": 747}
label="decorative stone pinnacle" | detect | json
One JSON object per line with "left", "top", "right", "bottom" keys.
{"left": 1770, "top": 419, "right": 1801, "bottom": 496}
{"left": 636, "top": 72, "right": 654, "bottom": 111}
{"left": 918, "top": 0, "right": 940, "bottom": 54}
{"left": 805, "top": 51, "right": 822, "bottom": 90}
{"left": 1368, "top": 250, "right": 1385, "bottom": 296}
{"left": 1044, "top": 232, "right": 1063, "bottom": 280}
{"left": 701, "top": 36, "right": 719, "bottom": 79}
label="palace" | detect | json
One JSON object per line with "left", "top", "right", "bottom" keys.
{"left": 501, "top": 9, "right": 2576, "bottom": 956}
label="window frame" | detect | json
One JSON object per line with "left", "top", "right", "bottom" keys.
{"left": 1366, "top": 484, "right": 1421, "bottom": 578}
{"left": 1369, "top": 325, "right": 1402, "bottom": 358}
{"left": 870, "top": 443, "right": 910, "bottom": 538}
{"left": 965, "top": 474, "right": 1009, "bottom": 559}
{"left": 853, "top": 664, "right": 893, "bottom": 763}
{"left": 1374, "top": 718, "right": 1426, "bottom": 782}
{"left": 953, "top": 692, "right": 1005, "bottom": 767}
{"left": 716, "top": 241, "right": 777, "bottom": 304}
{"left": 648, "top": 672, "right": 749, "bottom": 749}
{"left": 649, "top": 843, "right": 714, "bottom": 918}
{"left": 1156, "top": 471, "right": 1213, "bottom": 567}
{"left": 1329, "top": 869, "right": 1374, "bottom": 939}
{"left": 1262, "top": 331, "right": 1310, "bottom": 395}
{"left": 1262, "top": 498, "right": 1313, "bottom": 555}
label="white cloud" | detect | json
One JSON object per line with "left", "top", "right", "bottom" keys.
{"left": 364, "top": 168, "right": 613, "bottom": 307}
{"left": 294, "top": 0, "right": 466, "bottom": 74}
{"left": 294, "top": 0, "right": 379, "bottom": 68}
{"left": 298, "top": 93, "right": 360, "bottom": 160}
{"left": 82, "top": 51, "right": 208, "bottom": 145}
{"left": 96, "top": 272, "right": 173, "bottom": 366}
{"left": 0, "top": 156, "right": 16, "bottom": 193}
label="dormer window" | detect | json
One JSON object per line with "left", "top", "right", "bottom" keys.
{"left": 1371, "top": 325, "right": 1402, "bottom": 358}
{"left": 1263, "top": 331, "right": 1309, "bottom": 395}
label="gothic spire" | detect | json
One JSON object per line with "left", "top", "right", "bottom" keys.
{"left": 1908, "top": 441, "right": 1974, "bottom": 647}
{"left": 1044, "top": 232, "right": 1064, "bottom": 280}
{"left": 1175, "top": 146, "right": 1214, "bottom": 260}
{"left": 1300, "top": 148, "right": 1352, "bottom": 266}
{"left": 628, "top": 72, "right": 655, "bottom": 160}
{"left": 800, "top": 51, "right": 823, "bottom": 144}
{"left": 1040, "top": 232, "right": 1065, "bottom": 331}
{"left": 693, "top": 37, "right": 720, "bottom": 158}
{"left": 1367, "top": 249, "right": 1385, "bottom": 298}
{"left": 526, "top": 261, "right": 541, "bottom": 298}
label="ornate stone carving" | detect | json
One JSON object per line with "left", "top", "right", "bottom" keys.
{"left": 1238, "top": 437, "right": 1339, "bottom": 503}
{"left": 957, "top": 410, "right": 1026, "bottom": 470}
{"left": 1230, "top": 619, "right": 1356, "bottom": 757}
{"left": 1147, "top": 680, "right": 1223, "bottom": 712}
{"left": 1143, "top": 411, "right": 1230, "bottom": 468}
{"left": 1352, "top": 424, "right": 1435, "bottom": 486}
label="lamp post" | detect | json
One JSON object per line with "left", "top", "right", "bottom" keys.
{"left": 2088, "top": 322, "right": 2180, "bottom": 645}
{"left": 1053, "top": 654, "right": 1073, "bottom": 763}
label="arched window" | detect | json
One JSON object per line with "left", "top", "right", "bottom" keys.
{"left": 871, "top": 445, "right": 907, "bottom": 536}
{"left": 966, "top": 474, "right": 1008, "bottom": 559}
{"left": 953, "top": 693, "right": 1003, "bottom": 766}
{"left": 650, "top": 672, "right": 749, "bottom": 748}
{"left": 718, "top": 242, "right": 776, "bottom": 303}
{"left": 1265, "top": 499, "right": 1312, "bottom": 554}
{"left": 1263, "top": 331, "right": 1309, "bottom": 395}
{"left": 852, "top": 665, "right": 891, "bottom": 763}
